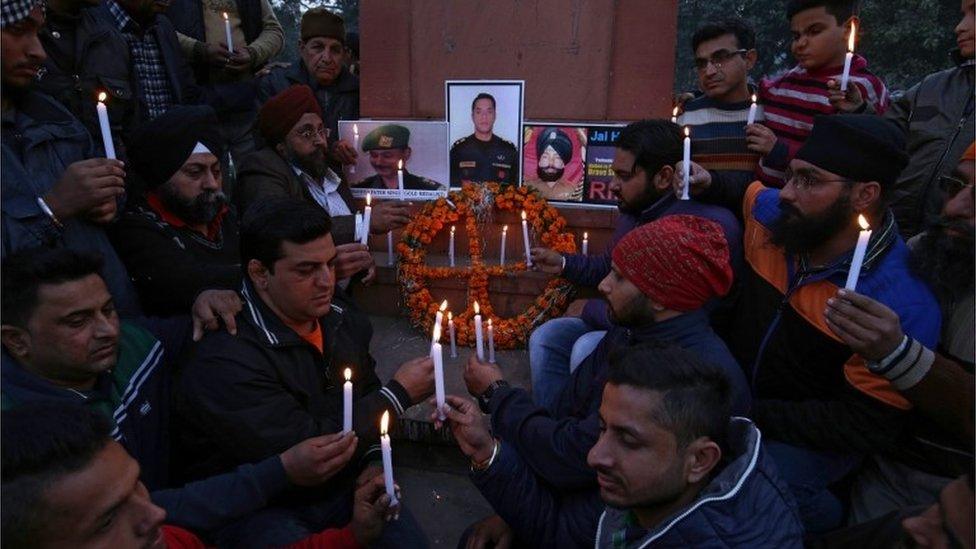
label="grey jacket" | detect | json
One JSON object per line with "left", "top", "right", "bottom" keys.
{"left": 886, "top": 54, "right": 975, "bottom": 238}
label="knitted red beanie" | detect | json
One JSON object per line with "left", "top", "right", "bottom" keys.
{"left": 258, "top": 85, "right": 323, "bottom": 145}
{"left": 611, "top": 215, "right": 733, "bottom": 312}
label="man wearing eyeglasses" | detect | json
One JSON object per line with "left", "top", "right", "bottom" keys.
{"left": 677, "top": 19, "right": 762, "bottom": 190}
{"left": 679, "top": 114, "right": 946, "bottom": 534}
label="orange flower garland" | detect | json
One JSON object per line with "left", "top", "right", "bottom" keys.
{"left": 398, "top": 183, "right": 577, "bottom": 349}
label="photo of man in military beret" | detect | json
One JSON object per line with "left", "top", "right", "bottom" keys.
{"left": 353, "top": 124, "right": 444, "bottom": 191}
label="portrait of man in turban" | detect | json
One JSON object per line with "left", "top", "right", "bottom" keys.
{"left": 523, "top": 125, "right": 586, "bottom": 201}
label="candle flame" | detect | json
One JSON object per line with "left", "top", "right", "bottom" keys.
{"left": 847, "top": 23, "right": 856, "bottom": 52}
{"left": 97, "top": 91, "right": 107, "bottom": 102}
{"left": 487, "top": 318, "right": 493, "bottom": 328}
{"left": 583, "top": 231, "right": 588, "bottom": 239}
{"left": 502, "top": 224, "right": 508, "bottom": 233}
{"left": 751, "top": 93, "right": 757, "bottom": 103}
{"left": 344, "top": 367, "right": 352, "bottom": 381}
{"left": 397, "top": 159, "right": 403, "bottom": 170}
{"left": 448, "top": 311, "right": 453, "bottom": 321}
{"left": 353, "top": 123, "right": 358, "bottom": 134}
{"left": 473, "top": 301, "right": 480, "bottom": 315}
{"left": 439, "top": 299, "right": 448, "bottom": 312}
{"left": 222, "top": 11, "right": 228, "bottom": 20}
{"left": 380, "top": 410, "right": 389, "bottom": 435}
{"left": 432, "top": 322, "right": 442, "bottom": 343}
{"left": 521, "top": 210, "right": 527, "bottom": 220}
{"left": 857, "top": 214, "right": 870, "bottom": 230}
{"left": 672, "top": 106, "right": 679, "bottom": 116}
{"left": 684, "top": 126, "right": 690, "bottom": 138}
{"left": 366, "top": 193, "right": 371, "bottom": 206}
{"left": 450, "top": 225, "right": 456, "bottom": 234}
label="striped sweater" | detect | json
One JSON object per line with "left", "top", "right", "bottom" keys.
{"left": 757, "top": 54, "right": 889, "bottom": 187}
{"left": 677, "top": 94, "right": 764, "bottom": 188}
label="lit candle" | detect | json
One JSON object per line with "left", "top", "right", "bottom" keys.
{"left": 379, "top": 411, "right": 399, "bottom": 506}
{"left": 351, "top": 123, "right": 359, "bottom": 174}
{"left": 500, "top": 225, "right": 508, "bottom": 266}
{"left": 845, "top": 214, "right": 871, "bottom": 290}
{"left": 746, "top": 93, "right": 758, "bottom": 125}
{"left": 354, "top": 212, "right": 363, "bottom": 241}
{"left": 473, "top": 301, "right": 485, "bottom": 361}
{"left": 96, "top": 92, "right": 116, "bottom": 160}
{"left": 431, "top": 299, "right": 447, "bottom": 355}
{"left": 521, "top": 211, "right": 532, "bottom": 266}
{"left": 397, "top": 159, "right": 405, "bottom": 200}
{"left": 449, "top": 225, "right": 456, "bottom": 267}
{"left": 681, "top": 127, "right": 691, "bottom": 200}
{"left": 342, "top": 368, "right": 353, "bottom": 433}
{"left": 432, "top": 323, "right": 446, "bottom": 420}
{"left": 671, "top": 106, "right": 679, "bottom": 124}
{"left": 360, "top": 194, "right": 372, "bottom": 247}
{"left": 448, "top": 311, "right": 457, "bottom": 358}
{"left": 840, "top": 22, "right": 856, "bottom": 92}
{"left": 582, "top": 232, "right": 589, "bottom": 256}
{"left": 387, "top": 230, "right": 394, "bottom": 266}
{"left": 222, "top": 12, "right": 234, "bottom": 53}
{"left": 487, "top": 318, "right": 495, "bottom": 364}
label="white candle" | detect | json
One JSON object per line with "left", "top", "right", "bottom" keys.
{"left": 671, "top": 106, "right": 679, "bottom": 124}
{"left": 96, "top": 93, "right": 116, "bottom": 160}
{"left": 473, "top": 301, "right": 485, "bottom": 361}
{"left": 840, "top": 23, "right": 856, "bottom": 92}
{"left": 746, "top": 94, "right": 758, "bottom": 125}
{"left": 520, "top": 211, "right": 532, "bottom": 266}
{"left": 681, "top": 127, "right": 691, "bottom": 200}
{"left": 222, "top": 12, "right": 234, "bottom": 53}
{"left": 448, "top": 311, "right": 457, "bottom": 358}
{"left": 360, "top": 194, "right": 371, "bottom": 247}
{"left": 379, "top": 411, "right": 398, "bottom": 506}
{"left": 449, "top": 225, "right": 456, "bottom": 267}
{"left": 350, "top": 124, "right": 358, "bottom": 174}
{"left": 500, "top": 225, "right": 508, "bottom": 266}
{"left": 354, "top": 212, "right": 363, "bottom": 241}
{"left": 582, "top": 232, "right": 589, "bottom": 256}
{"left": 845, "top": 215, "right": 872, "bottom": 290}
{"left": 397, "top": 159, "right": 405, "bottom": 200}
{"left": 487, "top": 318, "right": 495, "bottom": 364}
{"left": 432, "top": 323, "right": 446, "bottom": 420}
{"left": 387, "top": 230, "right": 394, "bottom": 266}
{"left": 342, "top": 368, "right": 353, "bottom": 433}
{"left": 431, "top": 299, "right": 447, "bottom": 355}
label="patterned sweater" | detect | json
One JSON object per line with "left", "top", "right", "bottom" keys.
{"left": 677, "top": 93, "right": 763, "bottom": 189}
{"left": 757, "top": 54, "right": 889, "bottom": 187}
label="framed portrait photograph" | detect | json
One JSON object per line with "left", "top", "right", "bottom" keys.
{"left": 445, "top": 80, "right": 524, "bottom": 188}
{"left": 338, "top": 120, "right": 449, "bottom": 201}
{"left": 522, "top": 124, "right": 587, "bottom": 202}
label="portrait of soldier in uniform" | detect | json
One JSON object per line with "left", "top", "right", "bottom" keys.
{"left": 446, "top": 82, "right": 524, "bottom": 187}
{"left": 353, "top": 124, "right": 444, "bottom": 191}
{"left": 522, "top": 125, "right": 586, "bottom": 201}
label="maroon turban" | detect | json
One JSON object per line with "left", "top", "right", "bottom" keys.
{"left": 258, "top": 85, "right": 323, "bottom": 145}
{"left": 611, "top": 215, "right": 733, "bottom": 312}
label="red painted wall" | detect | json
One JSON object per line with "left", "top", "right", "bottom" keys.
{"left": 360, "top": 0, "right": 678, "bottom": 122}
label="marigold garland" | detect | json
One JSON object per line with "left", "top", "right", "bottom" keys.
{"left": 398, "top": 183, "right": 577, "bottom": 349}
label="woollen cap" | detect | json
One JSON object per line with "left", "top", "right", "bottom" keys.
{"left": 301, "top": 8, "right": 345, "bottom": 43}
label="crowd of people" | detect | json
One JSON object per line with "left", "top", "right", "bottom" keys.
{"left": 0, "top": 0, "right": 973, "bottom": 547}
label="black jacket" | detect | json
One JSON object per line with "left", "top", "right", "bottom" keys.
{"left": 173, "top": 279, "right": 413, "bottom": 486}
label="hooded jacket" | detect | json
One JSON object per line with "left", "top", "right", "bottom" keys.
{"left": 595, "top": 418, "right": 804, "bottom": 548}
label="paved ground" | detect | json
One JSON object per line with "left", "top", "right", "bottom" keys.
{"left": 367, "top": 314, "right": 533, "bottom": 546}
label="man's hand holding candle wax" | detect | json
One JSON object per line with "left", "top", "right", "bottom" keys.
{"left": 391, "top": 355, "right": 436, "bottom": 404}
{"left": 279, "top": 431, "right": 358, "bottom": 486}
{"left": 369, "top": 200, "right": 413, "bottom": 234}
{"left": 463, "top": 354, "right": 504, "bottom": 397}
{"left": 45, "top": 158, "right": 126, "bottom": 224}
{"left": 433, "top": 395, "right": 496, "bottom": 465}
{"left": 826, "top": 78, "right": 866, "bottom": 113}
{"left": 670, "top": 160, "right": 713, "bottom": 199}
{"left": 529, "top": 247, "right": 564, "bottom": 274}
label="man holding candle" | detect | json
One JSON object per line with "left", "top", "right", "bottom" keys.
{"left": 174, "top": 197, "right": 432, "bottom": 547}
{"left": 1, "top": 0, "right": 141, "bottom": 317}
{"left": 353, "top": 124, "right": 444, "bottom": 191}
{"left": 528, "top": 120, "right": 742, "bottom": 411}
{"left": 680, "top": 114, "right": 945, "bottom": 533}
{"left": 444, "top": 216, "right": 747, "bottom": 547}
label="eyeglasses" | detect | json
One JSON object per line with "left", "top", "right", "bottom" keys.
{"left": 939, "top": 174, "right": 974, "bottom": 199}
{"left": 693, "top": 49, "right": 748, "bottom": 72}
{"left": 784, "top": 168, "right": 853, "bottom": 191}
{"left": 294, "top": 126, "right": 330, "bottom": 142}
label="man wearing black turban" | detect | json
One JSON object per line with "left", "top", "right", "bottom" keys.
{"left": 109, "top": 105, "right": 242, "bottom": 316}
{"left": 525, "top": 126, "right": 584, "bottom": 201}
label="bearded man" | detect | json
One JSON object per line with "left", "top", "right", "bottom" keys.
{"left": 109, "top": 105, "right": 240, "bottom": 316}
{"left": 525, "top": 126, "right": 583, "bottom": 201}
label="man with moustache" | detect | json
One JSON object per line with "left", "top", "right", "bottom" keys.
{"left": 681, "top": 114, "right": 944, "bottom": 533}
{"left": 527, "top": 120, "right": 742, "bottom": 411}
{"left": 450, "top": 93, "right": 519, "bottom": 186}
{"left": 353, "top": 124, "right": 443, "bottom": 191}
{"left": 524, "top": 126, "right": 584, "bottom": 201}
{"left": 1, "top": 0, "right": 141, "bottom": 317}
{"left": 822, "top": 143, "right": 976, "bottom": 522}
{"left": 109, "top": 106, "right": 241, "bottom": 317}
{"left": 442, "top": 217, "right": 747, "bottom": 548}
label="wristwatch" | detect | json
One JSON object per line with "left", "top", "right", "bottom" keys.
{"left": 478, "top": 379, "right": 510, "bottom": 413}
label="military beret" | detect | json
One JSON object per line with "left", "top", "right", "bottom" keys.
{"left": 536, "top": 127, "right": 573, "bottom": 164}
{"left": 362, "top": 124, "right": 410, "bottom": 151}
{"left": 301, "top": 8, "right": 345, "bottom": 43}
